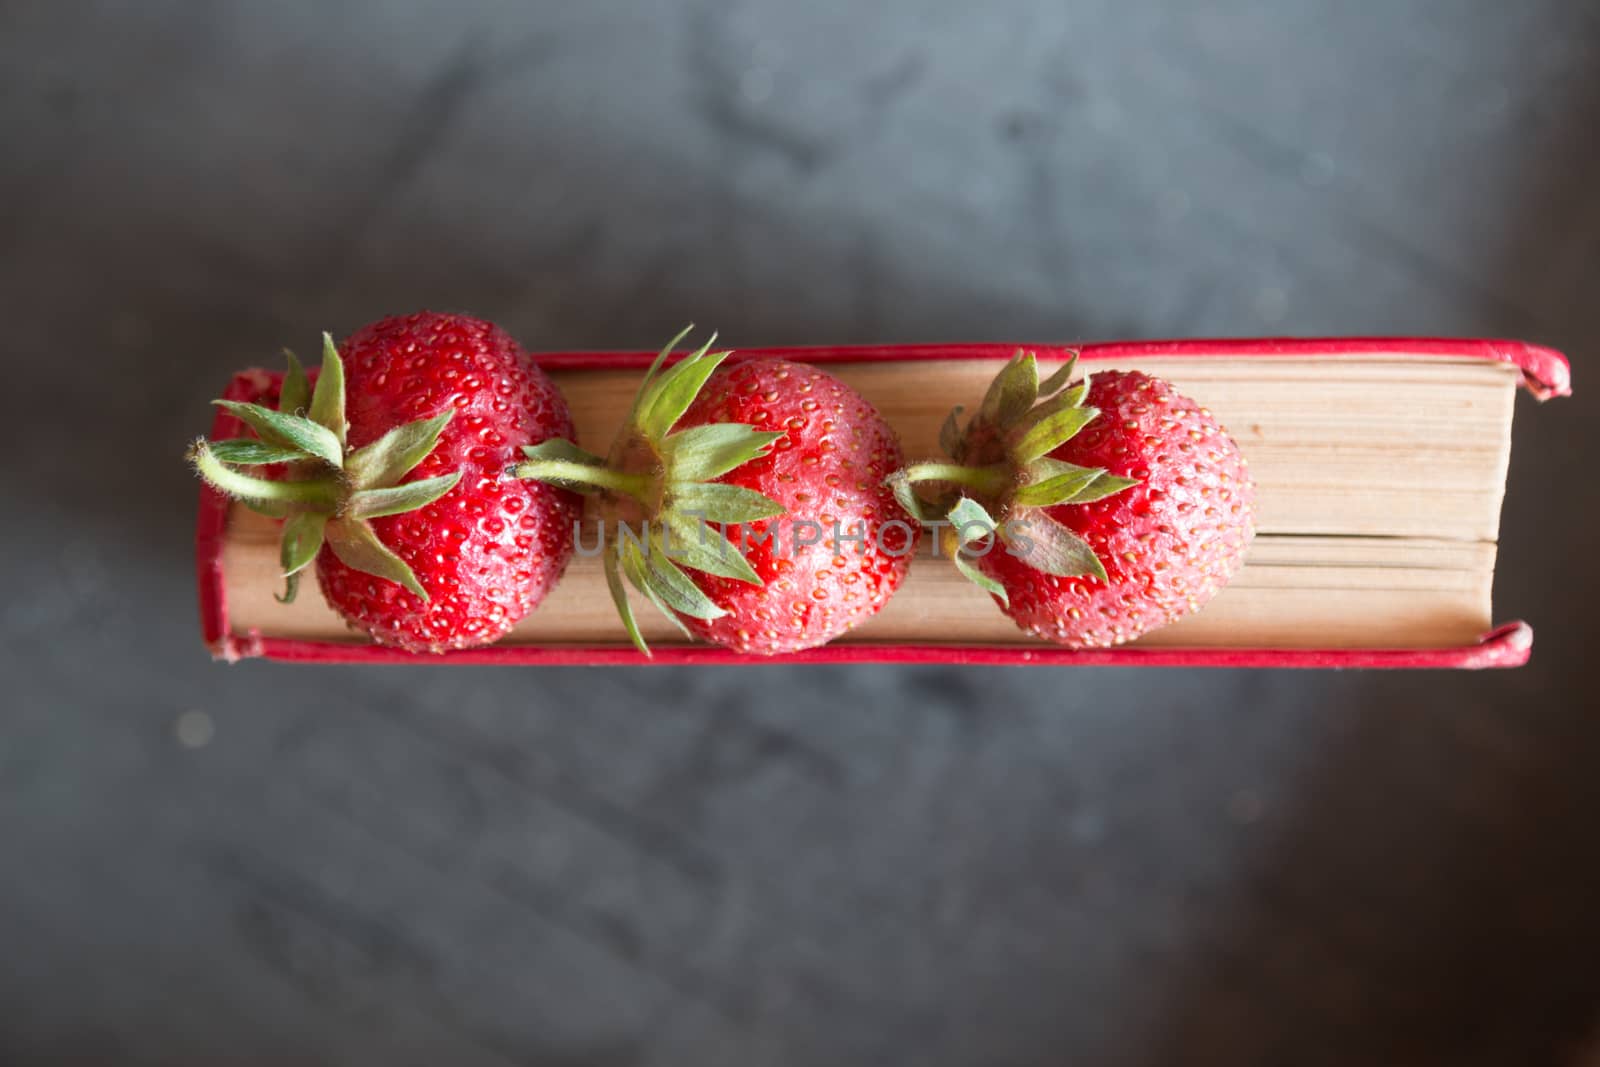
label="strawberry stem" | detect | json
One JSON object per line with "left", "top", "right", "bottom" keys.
{"left": 515, "top": 327, "right": 786, "bottom": 657}
{"left": 896, "top": 462, "right": 1009, "bottom": 494}
{"left": 189, "top": 440, "right": 340, "bottom": 508}
{"left": 190, "top": 337, "right": 467, "bottom": 599}
{"left": 512, "top": 457, "right": 654, "bottom": 501}
{"left": 885, "top": 349, "right": 1138, "bottom": 600}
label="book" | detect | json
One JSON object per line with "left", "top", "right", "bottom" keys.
{"left": 197, "top": 337, "right": 1570, "bottom": 668}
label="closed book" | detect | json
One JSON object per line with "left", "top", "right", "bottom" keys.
{"left": 197, "top": 337, "right": 1569, "bottom": 668}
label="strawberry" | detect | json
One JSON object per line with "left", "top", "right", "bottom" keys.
{"left": 516, "top": 329, "right": 916, "bottom": 656}
{"left": 887, "top": 351, "right": 1254, "bottom": 647}
{"left": 673, "top": 355, "right": 917, "bottom": 654}
{"left": 189, "top": 311, "right": 579, "bottom": 652}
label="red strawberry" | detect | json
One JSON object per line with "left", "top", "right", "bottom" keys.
{"left": 888, "top": 351, "right": 1254, "bottom": 647}
{"left": 674, "top": 357, "right": 915, "bottom": 653}
{"left": 190, "top": 311, "right": 579, "bottom": 651}
{"left": 516, "top": 329, "right": 916, "bottom": 656}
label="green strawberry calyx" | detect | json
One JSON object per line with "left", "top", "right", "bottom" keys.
{"left": 514, "top": 326, "right": 785, "bottom": 657}
{"left": 187, "top": 334, "right": 462, "bottom": 605}
{"left": 883, "top": 349, "right": 1139, "bottom": 604}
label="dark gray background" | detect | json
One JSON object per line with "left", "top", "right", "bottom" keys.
{"left": 3, "top": 1, "right": 1598, "bottom": 1064}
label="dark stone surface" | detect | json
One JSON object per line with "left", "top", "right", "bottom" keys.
{"left": 2, "top": 2, "right": 1597, "bottom": 1064}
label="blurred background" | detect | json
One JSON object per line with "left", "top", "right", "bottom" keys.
{"left": 3, "top": 1, "right": 1598, "bottom": 1064}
